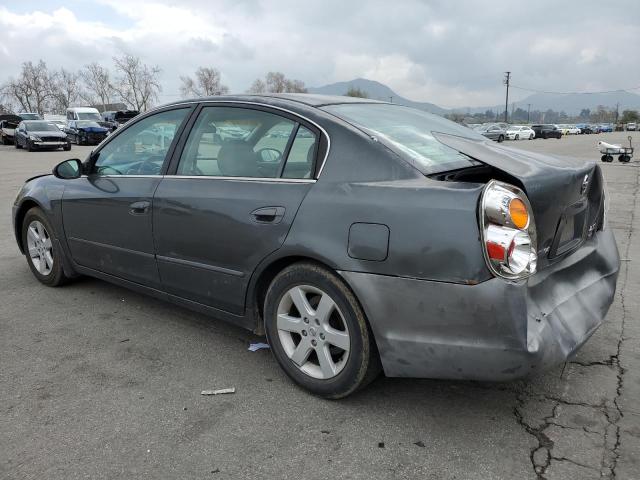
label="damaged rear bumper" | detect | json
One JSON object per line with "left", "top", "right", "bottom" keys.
{"left": 339, "top": 228, "right": 620, "bottom": 381}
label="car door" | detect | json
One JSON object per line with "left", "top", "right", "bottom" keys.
{"left": 15, "top": 122, "right": 25, "bottom": 146}
{"left": 61, "top": 106, "right": 192, "bottom": 288}
{"left": 153, "top": 104, "right": 322, "bottom": 315}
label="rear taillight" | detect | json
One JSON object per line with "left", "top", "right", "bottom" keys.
{"left": 479, "top": 180, "right": 537, "bottom": 280}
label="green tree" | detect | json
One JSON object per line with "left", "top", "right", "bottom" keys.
{"left": 345, "top": 87, "right": 368, "bottom": 98}
{"left": 621, "top": 110, "right": 639, "bottom": 123}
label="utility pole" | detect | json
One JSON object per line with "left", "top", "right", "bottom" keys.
{"left": 615, "top": 102, "right": 619, "bottom": 123}
{"left": 503, "top": 71, "right": 511, "bottom": 123}
{"left": 527, "top": 103, "right": 531, "bottom": 124}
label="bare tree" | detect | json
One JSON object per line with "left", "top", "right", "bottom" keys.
{"left": 180, "top": 67, "right": 228, "bottom": 97}
{"left": 80, "top": 62, "right": 114, "bottom": 111}
{"left": 112, "top": 54, "right": 162, "bottom": 112}
{"left": 247, "top": 72, "right": 307, "bottom": 94}
{"left": 247, "top": 78, "right": 266, "bottom": 94}
{"left": 2, "top": 60, "right": 54, "bottom": 114}
{"left": 51, "top": 68, "right": 81, "bottom": 113}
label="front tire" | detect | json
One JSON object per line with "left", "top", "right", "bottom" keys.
{"left": 21, "top": 207, "right": 69, "bottom": 287}
{"left": 497, "top": 135, "right": 504, "bottom": 143}
{"left": 264, "top": 262, "right": 381, "bottom": 399}
{"left": 515, "top": 134, "right": 519, "bottom": 140}
{"left": 27, "top": 140, "right": 34, "bottom": 152}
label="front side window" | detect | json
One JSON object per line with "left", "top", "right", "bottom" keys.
{"left": 92, "top": 108, "right": 189, "bottom": 176}
{"left": 176, "top": 106, "right": 318, "bottom": 179}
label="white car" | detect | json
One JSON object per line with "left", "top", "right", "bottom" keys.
{"left": 505, "top": 125, "right": 535, "bottom": 140}
{"left": 558, "top": 124, "right": 581, "bottom": 135}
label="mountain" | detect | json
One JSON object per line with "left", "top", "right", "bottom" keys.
{"left": 307, "top": 78, "right": 447, "bottom": 115}
{"left": 308, "top": 78, "right": 640, "bottom": 116}
{"left": 452, "top": 91, "right": 640, "bottom": 115}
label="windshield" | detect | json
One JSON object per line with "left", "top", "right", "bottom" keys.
{"left": 25, "top": 121, "right": 59, "bottom": 132}
{"left": 77, "top": 112, "right": 102, "bottom": 121}
{"left": 322, "top": 103, "right": 483, "bottom": 174}
{"left": 76, "top": 121, "right": 102, "bottom": 128}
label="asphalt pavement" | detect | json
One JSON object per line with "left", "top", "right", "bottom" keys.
{"left": 1, "top": 132, "right": 639, "bottom": 479}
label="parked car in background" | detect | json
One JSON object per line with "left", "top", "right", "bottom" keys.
{"left": 0, "top": 114, "right": 22, "bottom": 145}
{"left": 576, "top": 123, "right": 594, "bottom": 134}
{"left": 18, "top": 112, "right": 42, "bottom": 120}
{"left": 598, "top": 124, "right": 613, "bottom": 133}
{"left": 64, "top": 120, "right": 109, "bottom": 145}
{"left": 66, "top": 107, "right": 111, "bottom": 129}
{"left": 102, "top": 110, "right": 139, "bottom": 132}
{"left": 505, "top": 125, "right": 535, "bottom": 140}
{"left": 531, "top": 124, "right": 562, "bottom": 139}
{"left": 475, "top": 124, "right": 506, "bottom": 142}
{"left": 559, "top": 124, "right": 581, "bottom": 135}
{"left": 11, "top": 94, "right": 619, "bottom": 398}
{"left": 627, "top": 122, "right": 637, "bottom": 131}
{"left": 14, "top": 120, "right": 71, "bottom": 151}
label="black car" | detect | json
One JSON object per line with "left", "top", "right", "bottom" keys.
{"left": 102, "top": 110, "right": 139, "bottom": 132}
{"left": 14, "top": 120, "right": 71, "bottom": 151}
{"left": 12, "top": 95, "right": 618, "bottom": 398}
{"left": 531, "top": 124, "right": 562, "bottom": 139}
{"left": 64, "top": 120, "right": 109, "bottom": 145}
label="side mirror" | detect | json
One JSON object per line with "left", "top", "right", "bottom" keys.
{"left": 258, "top": 148, "right": 282, "bottom": 163}
{"left": 53, "top": 159, "right": 83, "bottom": 179}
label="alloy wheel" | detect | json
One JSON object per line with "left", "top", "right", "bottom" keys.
{"left": 276, "top": 285, "right": 351, "bottom": 380}
{"left": 26, "top": 220, "right": 54, "bottom": 276}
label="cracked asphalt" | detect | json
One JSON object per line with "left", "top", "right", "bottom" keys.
{"left": 1, "top": 132, "right": 639, "bottom": 479}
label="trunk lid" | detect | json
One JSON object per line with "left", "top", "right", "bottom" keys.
{"left": 434, "top": 133, "right": 605, "bottom": 270}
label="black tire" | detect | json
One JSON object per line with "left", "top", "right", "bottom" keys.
{"left": 63, "top": 144, "right": 71, "bottom": 151}
{"left": 601, "top": 155, "right": 608, "bottom": 162}
{"left": 515, "top": 134, "right": 519, "bottom": 140}
{"left": 264, "top": 262, "right": 381, "bottom": 399}
{"left": 529, "top": 134, "right": 534, "bottom": 140}
{"left": 542, "top": 133, "right": 548, "bottom": 139}
{"left": 497, "top": 135, "right": 504, "bottom": 143}
{"left": 21, "top": 207, "right": 69, "bottom": 287}
{"left": 15, "top": 138, "right": 21, "bottom": 149}
{"left": 27, "top": 140, "right": 34, "bottom": 152}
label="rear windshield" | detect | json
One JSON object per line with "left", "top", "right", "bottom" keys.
{"left": 321, "top": 103, "right": 483, "bottom": 174}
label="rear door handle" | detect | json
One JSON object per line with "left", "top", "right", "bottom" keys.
{"left": 129, "top": 200, "right": 151, "bottom": 215}
{"left": 250, "top": 206, "right": 285, "bottom": 224}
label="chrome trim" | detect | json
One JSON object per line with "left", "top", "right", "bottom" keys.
{"left": 166, "top": 175, "right": 316, "bottom": 184}
{"left": 156, "top": 255, "right": 244, "bottom": 277}
{"left": 125, "top": 99, "right": 331, "bottom": 179}
{"left": 85, "top": 174, "right": 164, "bottom": 178}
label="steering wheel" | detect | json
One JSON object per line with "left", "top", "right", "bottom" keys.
{"left": 124, "top": 155, "right": 163, "bottom": 175}
{"left": 97, "top": 165, "right": 123, "bottom": 175}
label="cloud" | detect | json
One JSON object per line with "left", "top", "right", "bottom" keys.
{"left": 1, "top": 0, "right": 639, "bottom": 108}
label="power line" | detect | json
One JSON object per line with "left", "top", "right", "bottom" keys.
{"left": 510, "top": 84, "right": 640, "bottom": 95}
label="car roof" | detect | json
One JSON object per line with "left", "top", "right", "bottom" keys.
{"left": 165, "top": 93, "right": 386, "bottom": 109}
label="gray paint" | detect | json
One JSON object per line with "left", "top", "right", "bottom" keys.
{"left": 11, "top": 94, "right": 620, "bottom": 381}
{"left": 348, "top": 223, "right": 389, "bottom": 261}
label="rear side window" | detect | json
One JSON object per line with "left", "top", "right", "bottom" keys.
{"left": 322, "top": 103, "right": 481, "bottom": 175}
{"left": 176, "top": 106, "right": 318, "bottom": 179}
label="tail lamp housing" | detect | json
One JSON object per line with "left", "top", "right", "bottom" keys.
{"left": 479, "top": 180, "right": 537, "bottom": 280}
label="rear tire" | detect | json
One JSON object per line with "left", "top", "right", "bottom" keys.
{"left": 21, "top": 207, "right": 69, "bottom": 287}
{"left": 15, "top": 138, "right": 21, "bottom": 149}
{"left": 497, "top": 135, "right": 504, "bottom": 143}
{"left": 264, "top": 262, "right": 381, "bottom": 399}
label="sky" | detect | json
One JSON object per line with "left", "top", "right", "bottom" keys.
{"left": 1, "top": 0, "right": 639, "bottom": 108}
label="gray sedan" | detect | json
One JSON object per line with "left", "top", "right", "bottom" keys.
{"left": 12, "top": 95, "right": 619, "bottom": 398}
{"left": 475, "top": 123, "right": 506, "bottom": 142}
{"left": 14, "top": 120, "right": 71, "bottom": 151}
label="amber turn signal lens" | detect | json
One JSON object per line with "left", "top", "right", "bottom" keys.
{"left": 509, "top": 198, "right": 529, "bottom": 229}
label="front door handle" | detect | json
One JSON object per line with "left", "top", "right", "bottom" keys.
{"left": 129, "top": 200, "right": 151, "bottom": 215}
{"left": 250, "top": 206, "right": 285, "bottom": 224}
